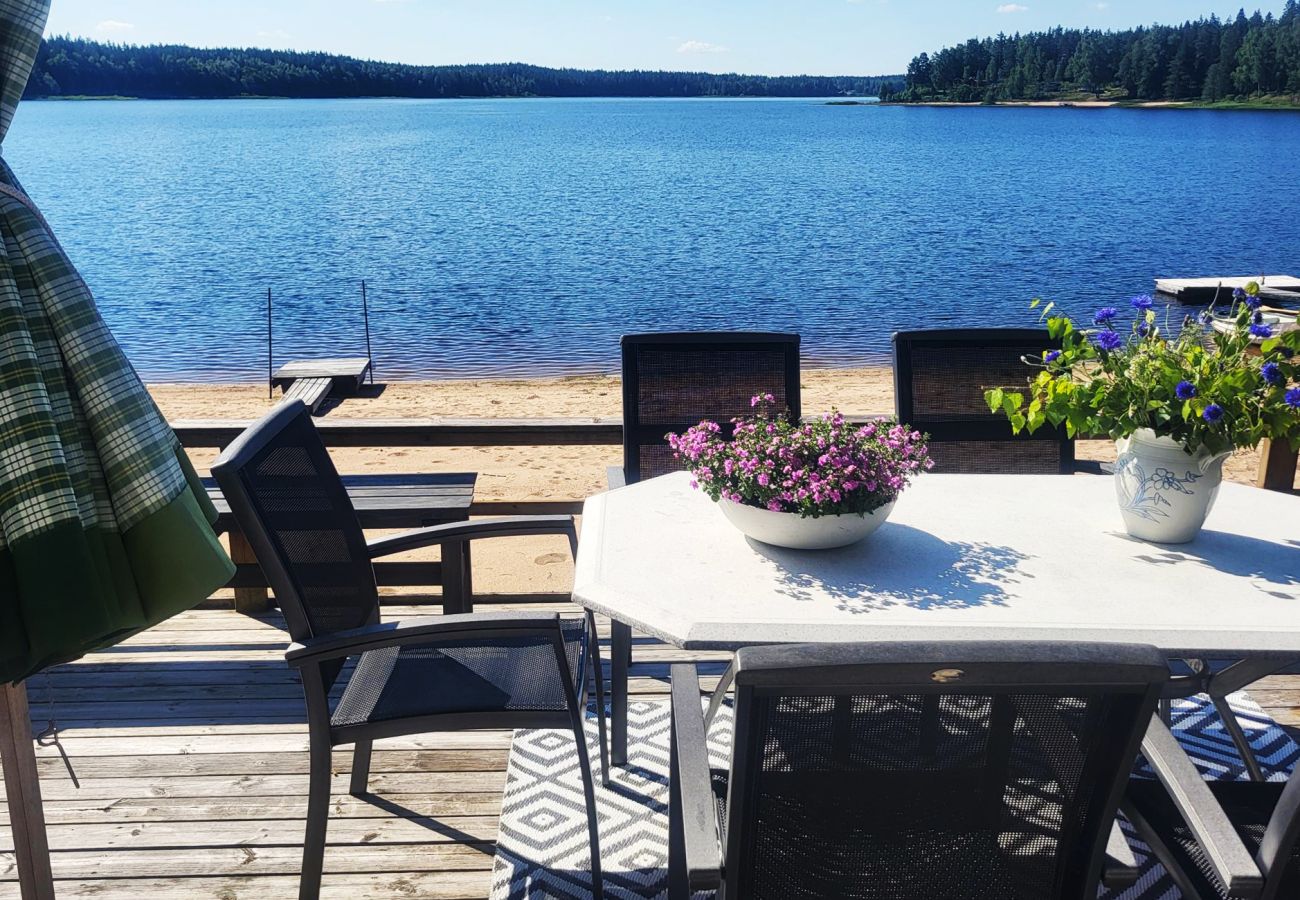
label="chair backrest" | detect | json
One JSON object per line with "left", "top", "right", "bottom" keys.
{"left": 211, "top": 402, "right": 379, "bottom": 655}
{"left": 621, "top": 332, "right": 801, "bottom": 483}
{"left": 893, "top": 328, "right": 1074, "bottom": 474}
{"left": 719, "top": 641, "right": 1168, "bottom": 900}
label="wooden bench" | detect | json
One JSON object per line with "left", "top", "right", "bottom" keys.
{"left": 204, "top": 472, "right": 477, "bottom": 613}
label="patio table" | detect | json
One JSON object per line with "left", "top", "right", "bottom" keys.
{"left": 573, "top": 471, "right": 1300, "bottom": 765}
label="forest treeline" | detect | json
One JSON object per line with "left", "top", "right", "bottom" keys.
{"left": 889, "top": 2, "right": 1300, "bottom": 103}
{"left": 26, "top": 37, "right": 903, "bottom": 100}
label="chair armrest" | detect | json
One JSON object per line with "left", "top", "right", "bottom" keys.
{"left": 285, "top": 611, "right": 561, "bottom": 666}
{"left": 606, "top": 466, "right": 627, "bottom": 489}
{"left": 1101, "top": 821, "right": 1140, "bottom": 888}
{"left": 670, "top": 663, "right": 723, "bottom": 892}
{"left": 1139, "top": 715, "right": 1264, "bottom": 898}
{"left": 367, "top": 516, "right": 577, "bottom": 558}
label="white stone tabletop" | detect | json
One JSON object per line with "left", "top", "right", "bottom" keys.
{"left": 573, "top": 471, "right": 1300, "bottom": 655}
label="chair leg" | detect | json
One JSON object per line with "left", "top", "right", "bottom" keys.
{"left": 1211, "top": 694, "right": 1266, "bottom": 782}
{"left": 667, "top": 711, "right": 689, "bottom": 900}
{"left": 349, "top": 739, "right": 373, "bottom": 796}
{"left": 587, "top": 611, "right": 611, "bottom": 786}
{"left": 571, "top": 714, "right": 605, "bottom": 900}
{"left": 300, "top": 737, "right": 334, "bottom": 900}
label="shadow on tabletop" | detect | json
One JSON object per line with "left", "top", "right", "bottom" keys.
{"left": 747, "top": 522, "right": 1030, "bottom": 614}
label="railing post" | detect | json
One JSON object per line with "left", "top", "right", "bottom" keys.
{"left": 1257, "top": 438, "right": 1299, "bottom": 493}
{"left": 228, "top": 530, "right": 271, "bottom": 614}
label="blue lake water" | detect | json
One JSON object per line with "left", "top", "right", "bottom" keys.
{"left": 5, "top": 97, "right": 1299, "bottom": 381}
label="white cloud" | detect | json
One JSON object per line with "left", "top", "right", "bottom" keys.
{"left": 677, "top": 40, "right": 728, "bottom": 55}
{"left": 94, "top": 20, "right": 135, "bottom": 34}
{"left": 996, "top": 3, "right": 1028, "bottom": 12}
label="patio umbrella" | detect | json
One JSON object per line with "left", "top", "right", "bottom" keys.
{"left": 0, "top": 0, "right": 235, "bottom": 684}
{"left": 1, "top": 2, "right": 235, "bottom": 893}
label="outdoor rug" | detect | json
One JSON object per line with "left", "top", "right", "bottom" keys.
{"left": 489, "top": 693, "right": 1300, "bottom": 899}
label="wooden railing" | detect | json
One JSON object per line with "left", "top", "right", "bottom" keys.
{"left": 175, "top": 417, "right": 624, "bottom": 517}
{"left": 173, "top": 416, "right": 1298, "bottom": 493}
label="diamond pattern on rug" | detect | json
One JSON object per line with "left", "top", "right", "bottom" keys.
{"left": 491, "top": 692, "right": 1298, "bottom": 899}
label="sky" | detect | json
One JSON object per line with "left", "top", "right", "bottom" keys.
{"left": 42, "top": 1, "right": 1281, "bottom": 77}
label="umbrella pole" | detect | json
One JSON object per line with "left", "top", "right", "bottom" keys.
{"left": 1, "top": 681, "right": 55, "bottom": 899}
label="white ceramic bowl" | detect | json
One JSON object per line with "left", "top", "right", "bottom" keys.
{"left": 718, "top": 499, "right": 896, "bottom": 550}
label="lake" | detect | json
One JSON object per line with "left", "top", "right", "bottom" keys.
{"left": 5, "top": 97, "right": 1298, "bottom": 382}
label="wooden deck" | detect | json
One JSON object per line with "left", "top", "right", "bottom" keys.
{"left": 0, "top": 600, "right": 736, "bottom": 899}
{"left": 3, "top": 600, "right": 1299, "bottom": 898}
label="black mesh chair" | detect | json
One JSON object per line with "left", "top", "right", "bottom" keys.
{"left": 614, "top": 332, "right": 801, "bottom": 487}
{"left": 1122, "top": 718, "right": 1299, "bottom": 900}
{"left": 211, "top": 401, "right": 607, "bottom": 900}
{"left": 893, "top": 328, "right": 1076, "bottom": 474}
{"left": 668, "top": 641, "right": 1170, "bottom": 900}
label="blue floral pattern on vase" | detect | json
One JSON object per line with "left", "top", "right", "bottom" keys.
{"left": 1115, "top": 458, "right": 1201, "bottom": 524}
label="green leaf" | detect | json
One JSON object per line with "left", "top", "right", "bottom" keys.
{"left": 985, "top": 388, "right": 1005, "bottom": 414}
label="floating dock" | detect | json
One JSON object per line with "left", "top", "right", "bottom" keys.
{"left": 272, "top": 357, "right": 372, "bottom": 414}
{"left": 1155, "top": 275, "right": 1300, "bottom": 305}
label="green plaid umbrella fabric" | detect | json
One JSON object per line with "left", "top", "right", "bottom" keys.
{"left": 0, "top": 0, "right": 235, "bottom": 684}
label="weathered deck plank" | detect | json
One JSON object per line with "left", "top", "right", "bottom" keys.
{"left": 1, "top": 602, "right": 1296, "bottom": 898}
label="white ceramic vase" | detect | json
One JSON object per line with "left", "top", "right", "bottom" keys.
{"left": 1113, "top": 428, "right": 1232, "bottom": 544}
{"left": 718, "top": 499, "right": 895, "bottom": 550}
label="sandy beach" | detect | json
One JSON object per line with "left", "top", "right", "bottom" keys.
{"left": 153, "top": 367, "right": 1293, "bottom": 603}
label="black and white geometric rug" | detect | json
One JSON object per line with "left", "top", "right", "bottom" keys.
{"left": 489, "top": 693, "right": 1299, "bottom": 900}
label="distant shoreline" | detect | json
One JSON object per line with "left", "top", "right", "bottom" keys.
{"left": 879, "top": 98, "right": 1300, "bottom": 112}
{"left": 31, "top": 94, "right": 872, "bottom": 103}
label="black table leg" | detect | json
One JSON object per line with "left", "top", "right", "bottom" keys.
{"left": 612, "top": 619, "right": 631, "bottom": 766}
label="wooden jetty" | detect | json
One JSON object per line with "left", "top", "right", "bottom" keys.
{"left": 1155, "top": 275, "right": 1300, "bottom": 304}
{"left": 272, "top": 357, "right": 372, "bottom": 415}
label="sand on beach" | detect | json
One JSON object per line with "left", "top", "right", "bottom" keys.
{"left": 152, "top": 367, "right": 1293, "bottom": 604}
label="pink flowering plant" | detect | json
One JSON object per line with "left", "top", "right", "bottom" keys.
{"left": 666, "top": 394, "right": 933, "bottom": 518}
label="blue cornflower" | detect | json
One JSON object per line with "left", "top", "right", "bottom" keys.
{"left": 1262, "top": 362, "right": 1284, "bottom": 386}
{"left": 1137, "top": 321, "right": 1152, "bottom": 337}
{"left": 1202, "top": 404, "right": 1225, "bottom": 423}
{"left": 1093, "top": 307, "right": 1119, "bottom": 325}
{"left": 1043, "top": 350, "right": 1061, "bottom": 364}
{"left": 1233, "top": 287, "right": 1247, "bottom": 301}
{"left": 1175, "top": 381, "right": 1197, "bottom": 400}
{"left": 1092, "top": 330, "right": 1124, "bottom": 352}
{"left": 1250, "top": 323, "right": 1274, "bottom": 339}
{"left": 1196, "top": 310, "right": 1214, "bottom": 326}
{"left": 1245, "top": 293, "right": 1263, "bottom": 311}
{"left": 1288, "top": 388, "right": 1300, "bottom": 409}
{"left": 1130, "top": 294, "right": 1155, "bottom": 311}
